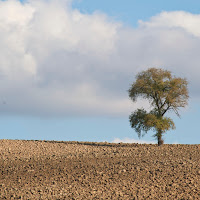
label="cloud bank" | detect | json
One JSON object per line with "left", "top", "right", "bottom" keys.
{"left": 0, "top": 0, "right": 199, "bottom": 117}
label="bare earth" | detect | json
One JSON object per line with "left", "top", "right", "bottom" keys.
{"left": 0, "top": 140, "right": 199, "bottom": 199}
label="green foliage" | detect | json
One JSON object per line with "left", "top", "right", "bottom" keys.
{"left": 128, "top": 68, "right": 189, "bottom": 145}
{"left": 129, "top": 109, "right": 151, "bottom": 138}
{"left": 129, "top": 109, "right": 175, "bottom": 138}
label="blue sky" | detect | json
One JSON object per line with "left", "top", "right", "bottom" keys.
{"left": 72, "top": 0, "right": 200, "bottom": 26}
{"left": 0, "top": 0, "right": 199, "bottom": 144}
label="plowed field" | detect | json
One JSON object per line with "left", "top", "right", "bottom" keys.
{"left": 0, "top": 140, "right": 199, "bottom": 199}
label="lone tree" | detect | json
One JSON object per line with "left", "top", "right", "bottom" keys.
{"left": 128, "top": 68, "right": 189, "bottom": 146}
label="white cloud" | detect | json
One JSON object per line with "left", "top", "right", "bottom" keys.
{"left": 0, "top": 1, "right": 199, "bottom": 117}
{"left": 112, "top": 137, "right": 156, "bottom": 144}
{"left": 112, "top": 138, "right": 179, "bottom": 144}
{"left": 139, "top": 11, "right": 200, "bottom": 37}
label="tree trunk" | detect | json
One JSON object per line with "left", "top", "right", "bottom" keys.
{"left": 157, "top": 130, "right": 163, "bottom": 146}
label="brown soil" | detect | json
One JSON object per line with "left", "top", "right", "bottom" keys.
{"left": 0, "top": 140, "right": 199, "bottom": 199}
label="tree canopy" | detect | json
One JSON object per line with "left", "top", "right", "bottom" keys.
{"left": 128, "top": 68, "right": 189, "bottom": 146}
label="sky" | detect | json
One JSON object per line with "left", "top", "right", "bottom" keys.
{"left": 0, "top": 0, "right": 199, "bottom": 144}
